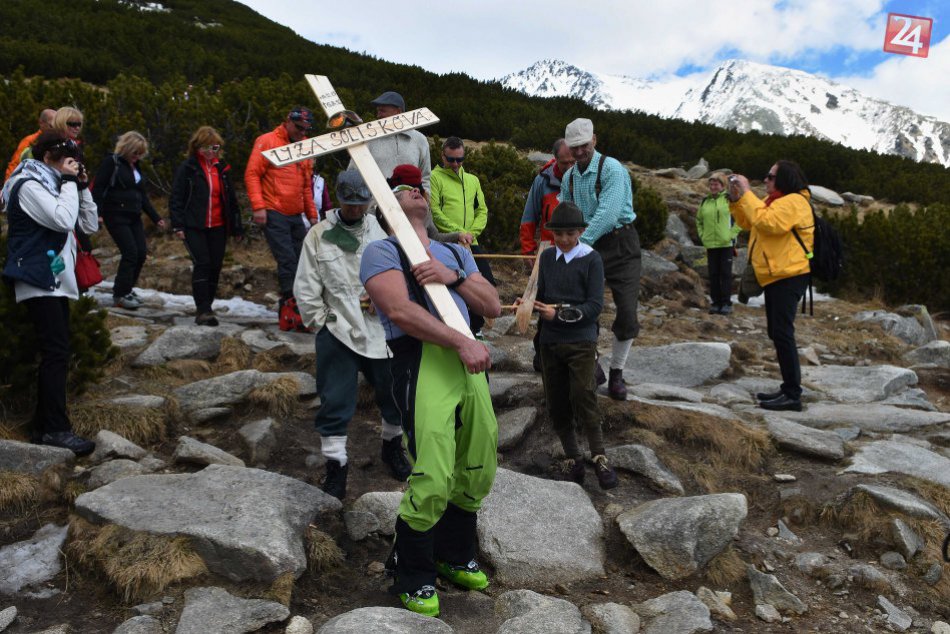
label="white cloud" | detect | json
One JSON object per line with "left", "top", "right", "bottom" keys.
{"left": 840, "top": 34, "right": 950, "bottom": 121}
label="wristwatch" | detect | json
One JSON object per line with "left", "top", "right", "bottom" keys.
{"left": 448, "top": 268, "right": 467, "bottom": 289}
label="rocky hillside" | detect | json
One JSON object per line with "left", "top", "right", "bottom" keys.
{"left": 0, "top": 164, "right": 948, "bottom": 633}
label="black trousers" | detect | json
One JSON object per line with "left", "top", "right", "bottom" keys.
{"left": 468, "top": 243, "right": 496, "bottom": 335}
{"left": 184, "top": 226, "right": 228, "bottom": 314}
{"left": 594, "top": 224, "right": 641, "bottom": 340}
{"left": 104, "top": 212, "right": 147, "bottom": 298}
{"left": 707, "top": 247, "right": 734, "bottom": 307}
{"left": 263, "top": 210, "right": 307, "bottom": 296}
{"left": 764, "top": 274, "right": 809, "bottom": 399}
{"left": 24, "top": 296, "right": 72, "bottom": 435}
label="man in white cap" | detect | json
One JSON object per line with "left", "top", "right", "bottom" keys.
{"left": 348, "top": 90, "right": 432, "bottom": 193}
{"left": 560, "top": 118, "right": 640, "bottom": 400}
{"left": 293, "top": 171, "right": 411, "bottom": 500}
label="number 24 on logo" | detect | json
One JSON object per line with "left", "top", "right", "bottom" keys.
{"left": 883, "top": 13, "right": 932, "bottom": 58}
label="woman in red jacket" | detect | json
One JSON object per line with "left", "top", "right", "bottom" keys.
{"left": 169, "top": 126, "right": 244, "bottom": 326}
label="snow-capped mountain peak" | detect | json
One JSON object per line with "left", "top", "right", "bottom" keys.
{"left": 501, "top": 59, "right": 950, "bottom": 167}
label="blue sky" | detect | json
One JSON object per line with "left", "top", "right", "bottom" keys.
{"left": 237, "top": 1, "right": 950, "bottom": 121}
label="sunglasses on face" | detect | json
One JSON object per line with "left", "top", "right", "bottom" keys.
{"left": 293, "top": 123, "right": 312, "bottom": 133}
{"left": 392, "top": 184, "right": 421, "bottom": 194}
{"left": 327, "top": 110, "right": 363, "bottom": 131}
{"left": 443, "top": 155, "right": 464, "bottom": 164}
{"left": 201, "top": 144, "right": 221, "bottom": 152}
{"left": 66, "top": 121, "right": 83, "bottom": 128}
{"left": 764, "top": 172, "right": 777, "bottom": 181}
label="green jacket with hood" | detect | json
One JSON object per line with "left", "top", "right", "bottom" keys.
{"left": 696, "top": 192, "right": 740, "bottom": 249}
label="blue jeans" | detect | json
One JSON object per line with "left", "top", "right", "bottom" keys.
{"left": 263, "top": 210, "right": 307, "bottom": 296}
{"left": 314, "top": 326, "right": 400, "bottom": 437}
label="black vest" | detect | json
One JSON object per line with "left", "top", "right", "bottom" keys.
{"left": 3, "top": 178, "right": 69, "bottom": 291}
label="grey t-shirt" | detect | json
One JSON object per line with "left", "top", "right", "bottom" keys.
{"left": 359, "top": 237, "right": 478, "bottom": 341}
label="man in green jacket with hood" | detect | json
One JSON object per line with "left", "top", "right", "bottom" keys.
{"left": 430, "top": 136, "right": 496, "bottom": 335}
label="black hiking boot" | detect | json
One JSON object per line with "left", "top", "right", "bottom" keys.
{"left": 321, "top": 459, "right": 348, "bottom": 500}
{"left": 381, "top": 437, "right": 412, "bottom": 481}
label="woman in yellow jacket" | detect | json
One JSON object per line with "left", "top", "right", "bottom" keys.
{"left": 729, "top": 160, "right": 814, "bottom": 412}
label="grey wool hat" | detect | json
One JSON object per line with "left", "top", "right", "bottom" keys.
{"left": 546, "top": 202, "right": 587, "bottom": 230}
{"left": 565, "top": 118, "right": 594, "bottom": 146}
{"left": 370, "top": 91, "right": 406, "bottom": 111}
{"left": 336, "top": 170, "right": 371, "bottom": 205}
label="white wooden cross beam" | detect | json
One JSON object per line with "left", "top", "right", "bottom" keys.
{"left": 263, "top": 75, "right": 472, "bottom": 338}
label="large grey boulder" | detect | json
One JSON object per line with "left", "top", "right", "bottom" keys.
{"left": 617, "top": 493, "right": 747, "bottom": 580}
{"left": 174, "top": 586, "right": 289, "bottom": 634}
{"left": 633, "top": 591, "right": 713, "bottom": 634}
{"left": 891, "top": 518, "right": 926, "bottom": 559}
{"left": 0, "top": 440, "right": 74, "bottom": 476}
{"left": 896, "top": 304, "right": 938, "bottom": 341}
{"left": 0, "top": 607, "right": 17, "bottom": 631}
{"left": 240, "top": 329, "right": 314, "bottom": 357}
{"left": 854, "top": 310, "right": 932, "bottom": 346}
{"left": 317, "top": 607, "right": 451, "bottom": 633}
{"left": 581, "top": 603, "right": 640, "bottom": 634}
{"left": 89, "top": 430, "right": 147, "bottom": 464}
{"left": 173, "top": 370, "right": 315, "bottom": 413}
{"left": 75, "top": 465, "right": 340, "bottom": 582}
{"left": 641, "top": 251, "right": 680, "bottom": 281}
{"left": 132, "top": 324, "right": 242, "bottom": 367}
{"left": 808, "top": 185, "right": 844, "bottom": 206}
{"left": 110, "top": 394, "right": 166, "bottom": 409}
{"left": 842, "top": 439, "right": 950, "bottom": 487}
{"left": 114, "top": 616, "right": 162, "bottom": 634}
{"left": 801, "top": 365, "right": 917, "bottom": 403}
{"left": 497, "top": 407, "right": 538, "bottom": 451}
{"left": 479, "top": 468, "right": 605, "bottom": 585}
{"left": 765, "top": 416, "right": 845, "bottom": 460}
{"left": 747, "top": 566, "right": 807, "bottom": 615}
{"left": 665, "top": 213, "right": 695, "bottom": 246}
{"left": 625, "top": 343, "right": 731, "bottom": 388}
{"left": 654, "top": 167, "right": 689, "bottom": 179}
{"left": 0, "top": 523, "right": 68, "bottom": 595}
{"left": 905, "top": 340, "right": 950, "bottom": 368}
{"left": 495, "top": 590, "right": 590, "bottom": 634}
{"left": 877, "top": 596, "right": 911, "bottom": 632}
{"left": 349, "top": 491, "right": 402, "bottom": 538}
{"left": 685, "top": 158, "right": 710, "bottom": 180}
{"left": 630, "top": 383, "right": 703, "bottom": 403}
{"left": 605, "top": 444, "right": 684, "bottom": 494}
{"left": 173, "top": 436, "right": 245, "bottom": 468}
{"left": 776, "top": 403, "right": 950, "bottom": 433}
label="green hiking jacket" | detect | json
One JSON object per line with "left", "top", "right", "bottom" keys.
{"left": 696, "top": 192, "right": 740, "bottom": 248}
{"left": 430, "top": 165, "right": 488, "bottom": 244}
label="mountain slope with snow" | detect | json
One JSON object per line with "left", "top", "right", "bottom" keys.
{"left": 501, "top": 59, "right": 950, "bottom": 167}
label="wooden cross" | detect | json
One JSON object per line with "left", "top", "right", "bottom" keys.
{"left": 264, "top": 75, "right": 472, "bottom": 338}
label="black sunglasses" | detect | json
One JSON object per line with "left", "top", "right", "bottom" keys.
{"left": 764, "top": 172, "right": 777, "bottom": 181}
{"left": 444, "top": 155, "right": 464, "bottom": 164}
{"left": 66, "top": 121, "right": 83, "bottom": 128}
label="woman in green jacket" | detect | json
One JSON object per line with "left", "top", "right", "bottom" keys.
{"left": 696, "top": 173, "right": 740, "bottom": 314}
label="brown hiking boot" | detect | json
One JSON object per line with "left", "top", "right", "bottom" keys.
{"left": 607, "top": 368, "right": 627, "bottom": 400}
{"left": 564, "top": 458, "right": 585, "bottom": 485}
{"left": 592, "top": 455, "right": 618, "bottom": 489}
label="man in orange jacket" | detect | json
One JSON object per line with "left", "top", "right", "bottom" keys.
{"left": 245, "top": 107, "right": 317, "bottom": 330}
{"left": 5, "top": 108, "right": 57, "bottom": 181}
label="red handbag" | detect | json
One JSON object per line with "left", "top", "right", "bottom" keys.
{"left": 74, "top": 234, "right": 103, "bottom": 292}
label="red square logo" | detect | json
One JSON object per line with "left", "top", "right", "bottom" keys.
{"left": 883, "top": 13, "right": 933, "bottom": 58}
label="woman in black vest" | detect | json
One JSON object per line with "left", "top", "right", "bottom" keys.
{"left": 169, "top": 126, "right": 243, "bottom": 326}
{"left": 92, "top": 131, "right": 165, "bottom": 310}
{"left": 1, "top": 131, "right": 99, "bottom": 455}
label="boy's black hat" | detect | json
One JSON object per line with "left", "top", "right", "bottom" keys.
{"left": 546, "top": 202, "right": 587, "bottom": 230}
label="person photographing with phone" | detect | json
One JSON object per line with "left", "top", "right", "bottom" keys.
{"left": 728, "top": 160, "right": 814, "bottom": 412}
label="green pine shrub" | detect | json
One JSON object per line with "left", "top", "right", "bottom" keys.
{"left": 826, "top": 203, "right": 950, "bottom": 311}
{"left": 0, "top": 235, "right": 117, "bottom": 412}
{"left": 633, "top": 176, "right": 669, "bottom": 250}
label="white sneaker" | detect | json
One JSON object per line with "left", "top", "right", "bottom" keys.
{"left": 114, "top": 293, "right": 142, "bottom": 310}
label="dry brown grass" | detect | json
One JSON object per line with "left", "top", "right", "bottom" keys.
{"left": 265, "top": 571, "right": 296, "bottom": 606}
{"left": 306, "top": 524, "right": 344, "bottom": 574}
{"left": 165, "top": 359, "right": 213, "bottom": 381}
{"left": 778, "top": 491, "right": 818, "bottom": 526}
{"left": 252, "top": 346, "right": 314, "bottom": 373}
{"left": 215, "top": 337, "right": 251, "bottom": 373}
{"left": 249, "top": 376, "right": 300, "bottom": 418}
{"left": 704, "top": 546, "right": 747, "bottom": 587}
{"left": 70, "top": 402, "right": 167, "bottom": 446}
{"left": 631, "top": 403, "right": 772, "bottom": 472}
{"left": 0, "top": 471, "right": 40, "bottom": 514}
{"left": 66, "top": 515, "right": 207, "bottom": 601}
{"left": 60, "top": 480, "right": 87, "bottom": 505}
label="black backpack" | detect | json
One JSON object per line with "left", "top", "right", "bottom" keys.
{"left": 791, "top": 194, "right": 844, "bottom": 314}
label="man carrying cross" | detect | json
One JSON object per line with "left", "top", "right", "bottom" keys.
{"left": 361, "top": 186, "right": 500, "bottom": 618}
